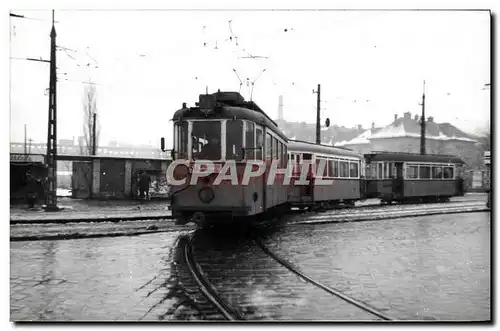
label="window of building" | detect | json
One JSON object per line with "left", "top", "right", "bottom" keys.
{"left": 407, "top": 165, "right": 418, "bottom": 179}
{"left": 419, "top": 166, "right": 431, "bottom": 179}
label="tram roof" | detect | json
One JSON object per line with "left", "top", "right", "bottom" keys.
{"left": 364, "top": 151, "right": 466, "bottom": 164}
{"left": 288, "top": 140, "right": 363, "bottom": 158}
{"left": 172, "top": 91, "right": 288, "bottom": 141}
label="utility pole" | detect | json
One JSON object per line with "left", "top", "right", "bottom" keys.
{"left": 92, "top": 113, "right": 97, "bottom": 155}
{"left": 44, "top": 10, "right": 61, "bottom": 211}
{"left": 313, "top": 84, "right": 321, "bottom": 144}
{"left": 24, "top": 124, "right": 27, "bottom": 155}
{"left": 420, "top": 80, "right": 426, "bottom": 155}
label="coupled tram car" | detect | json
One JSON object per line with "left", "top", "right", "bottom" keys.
{"left": 161, "top": 91, "right": 466, "bottom": 228}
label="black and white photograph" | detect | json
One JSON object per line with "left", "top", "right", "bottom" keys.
{"left": 7, "top": 4, "right": 492, "bottom": 323}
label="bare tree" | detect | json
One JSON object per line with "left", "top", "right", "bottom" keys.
{"left": 80, "top": 82, "right": 100, "bottom": 156}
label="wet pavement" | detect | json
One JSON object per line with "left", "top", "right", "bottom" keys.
{"left": 10, "top": 232, "right": 184, "bottom": 321}
{"left": 192, "top": 231, "right": 380, "bottom": 320}
{"left": 260, "top": 212, "right": 491, "bottom": 321}
{"left": 10, "top": 209, "right": 490, "bottom": 321}
{"left": 10, "top": 197, "right": 172, "bottom": 223}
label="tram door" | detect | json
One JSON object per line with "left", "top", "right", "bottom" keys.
{"left": 393, "top": 162, "right": 404, "bottom": 199}
{"left": 301, "top": 153, "right": 313, "bottom": 200}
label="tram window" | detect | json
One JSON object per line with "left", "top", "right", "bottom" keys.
{"left": 443, "top": 167, "right": 454, "bottom": 179}
{"left": 407, "top": 165, "right": 418, "bottom": 179}
{"left": 174, "top": 121, "right": 188, "bottom": 159}
{"left": 273, "top": 138, "right": 279, "bottom": 160}
{"left": 192, "top": 121, "right": 221, "bottom": 160}
{"left": 387, "top": 162, "right": 394, "bottom": 178}
{"left": 378, "top": 163, "right": 384, "bottom": 179}
{"left": 245, "top": 122, "right": 255, "bottom": 160}
{"left": 315, "top": 159, "right": 321, "bottom": 176}
{"left": 350, "top": 162, "right": 359, "bottom": 178}
{"left": 256, "top": 127, "right": 263, "bottom": 160}
{"left": 226, "top": 120, "right": 244, "bottom": 160}
{"left": 277, "top": 142, "right": 281, "bottom": 165}
{"left": 266, "top": 133, "right": 272, "bottom": 160}
{"left": 319, "top": 159, "right": 326, "bottom": 177}
{"left": 432, "top": 166, "right": 443, "bottom": 179}
{"left": 282, "top": 145, "right": 287, "bottom": 168}
{"left": 419, "top": 166, "right": 431, "bottom": 179}
{"left": 340, "top": 161, "right": 349, "bottom": 178}
{"left": 328, "top": 160, "right": 334, "bottom": 178}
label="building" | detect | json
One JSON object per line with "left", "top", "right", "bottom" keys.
{"left": 335, "top": 112, "right": 483, "bottom": 169}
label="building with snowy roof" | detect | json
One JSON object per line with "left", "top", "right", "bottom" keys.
{"left": 334, "top": 112, "right": 482, "bottom": 169}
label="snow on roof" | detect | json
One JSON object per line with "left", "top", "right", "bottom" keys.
{"left": 339, "top": 120, "right": 477, "bottom": 146}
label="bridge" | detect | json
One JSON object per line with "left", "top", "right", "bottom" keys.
{"left": 10, "top": 142, "right": 172, "bottom": 160}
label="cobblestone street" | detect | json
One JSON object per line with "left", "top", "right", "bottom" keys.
{"left": 260, "top": 212, "right": 491, "bottom": 321}
{"left": 10, "top": 210, "right": 490, "bottom": 321}
{"left": 10, "top": 232, "right": 183, "bottom": 321}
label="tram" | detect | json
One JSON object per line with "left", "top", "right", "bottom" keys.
{"left": 163, "top": 91, "right": 288, "bottom": 227}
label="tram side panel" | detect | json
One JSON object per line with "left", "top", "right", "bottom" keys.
{"left": 312, "top": 178, "right": 361, "bottom": 202}
{"left": 403, "top": 179, "right": 460, "bottom": 198}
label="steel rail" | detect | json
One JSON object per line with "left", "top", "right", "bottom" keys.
{"left": 255, "top": 237, "right": 395, "bottom": 321}
{"left": 183, "top": 234, "right": 244, "bottom": 321}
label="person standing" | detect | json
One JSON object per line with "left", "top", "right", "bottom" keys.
{"left": 25, "top": 170, "right": 40, "bottom": 209}
{"left": 139, "top": 171, "right": 151, "bottom": 201}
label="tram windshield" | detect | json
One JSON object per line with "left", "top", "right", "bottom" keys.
{"left": 226, "top": 119, "right": 244, "bottom": 160}
{"left": 192, "top": 121, "right": 222, "bottom": 160}
{"left": 174, "top": 121, "right": 188, "bottom": 160}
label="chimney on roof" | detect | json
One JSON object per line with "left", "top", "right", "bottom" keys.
{"left": 371, "top": 122, "right": 375, "bottom": 129}
{"left": 403, "top": 112, "right": 411, "bottom": 119}
{"left": 414, "top": 114, "right": 419, "bottom": 121}
{"left": 394, "top": 114, "right": 398, "bottom": 122}
{"left": 428, "top": 116, "right": 434, "bottom": 123}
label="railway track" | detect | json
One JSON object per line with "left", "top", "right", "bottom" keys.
{"left": 180, "top": 230, "right": 395, "bottom": 321}
{"left": 254, "top": 237, "right": 395, "bottom": 321}
{"left": 182, "top": 234, "right": 244, "bottom": 321}
{"left": 10, "top": 199, "right": 487, "bottom": 241}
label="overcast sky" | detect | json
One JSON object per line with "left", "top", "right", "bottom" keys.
{"left": 9, "top": 10, "right": 490, "bottom": 147}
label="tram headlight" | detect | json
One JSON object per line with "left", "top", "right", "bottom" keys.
{"left": 198, "top": 187, "right": 215, "bottom": 203}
